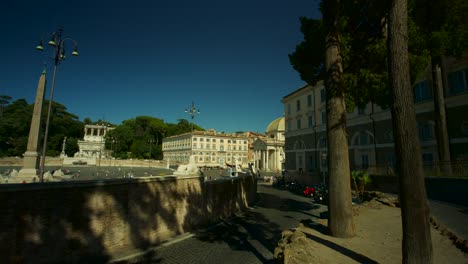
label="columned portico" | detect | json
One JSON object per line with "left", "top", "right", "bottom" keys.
{"left": 252, "top": 117, "right": 285, "bottom": 172}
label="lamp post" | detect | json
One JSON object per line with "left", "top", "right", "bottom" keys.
{"left": 148, "top": 138, "right": 154, "bottom": 168}
{"left": 185, "top": 101, "right": 200, "bottom": 158}
{"left": 36, "top": 28, "right": 79, "bottom": 182}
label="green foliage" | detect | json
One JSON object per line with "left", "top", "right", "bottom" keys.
{"left": 351, "top": 170, "right": 372, "bottom": 193}
{"left": 105, "top": 116, "right": 204, "bottom": 159}
{"left": 289, "top": 0, "right": 436, "bottom": 110}
{"left": 0, "top": 95, "right": 205, "bottom": 159}
{"left": 0, "top": 98, "right": 84, "bottom": 157}
{"left": 411, "top": 0, "right": 468, "bottom": 60}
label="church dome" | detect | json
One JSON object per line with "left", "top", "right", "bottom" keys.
{"left": 266, "top": 117, "right": 285, "bottom": 133}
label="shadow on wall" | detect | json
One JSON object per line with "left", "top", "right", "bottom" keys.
{"left": 0, "top": 175, "right": 257, "bottom": 263}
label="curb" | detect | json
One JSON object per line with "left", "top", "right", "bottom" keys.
{"left": 429, "top": 216, "right": 468, "bottom": 253}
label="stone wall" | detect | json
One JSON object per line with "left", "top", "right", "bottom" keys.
{"left": 367, "top": 175, "right": 468, "bottom": 206}
{"left": 0, "top": 175, "right": 257, "bottom": 263}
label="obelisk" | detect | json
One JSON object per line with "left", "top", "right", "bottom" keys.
{"left": 17, "top": 70, "right": 47, "bottom": 182}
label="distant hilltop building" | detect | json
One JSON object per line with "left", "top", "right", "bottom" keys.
{"left": 75, "top": 124, "right": 114, "bottom": 158}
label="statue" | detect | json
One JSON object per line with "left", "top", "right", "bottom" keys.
{"left": 174, "top": 155, "right": 200, "bottom": 176}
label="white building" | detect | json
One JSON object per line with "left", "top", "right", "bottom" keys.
{"left": 75, "top": 124, "right": 114, "bottom": 158}
{"left": 252, "top": 117, "right": 285, "bottom": 171}
{"left": 162, "top": 130, "right": 249, "bottom": 167}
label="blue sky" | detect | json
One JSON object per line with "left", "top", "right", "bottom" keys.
{"left": 1, "top": 0, "right": 320, "bottom": 133}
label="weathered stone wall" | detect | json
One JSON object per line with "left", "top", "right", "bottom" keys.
{"left": 0, "top": 175, "right": 257, "bottom": 263}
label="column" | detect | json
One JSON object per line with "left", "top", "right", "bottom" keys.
{"left": 266, "top": 149, "right": 269, "bottom": 171}
{"left": 18, "top": 70, "right": 47, "bottom": 181}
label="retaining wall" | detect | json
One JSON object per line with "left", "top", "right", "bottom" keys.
{"left": 0, "top": 175, "right": 257, "bottom": 263}
{"left": 367, "top": 175, "right": 468, "bottom": 206}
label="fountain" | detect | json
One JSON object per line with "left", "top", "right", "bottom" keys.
{"left": 174, "top": 155, "right": 200, "bottom": 176}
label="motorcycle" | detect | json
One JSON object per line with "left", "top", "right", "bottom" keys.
{"left": 312, "top": 184, "right": 328, "bottom": 204}
{"left": 303, "top": 186, "right": 315, "bottom": 197}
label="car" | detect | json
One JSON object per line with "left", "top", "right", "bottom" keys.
{"left": 72, "top": 160, "right": 87, "bottom": 165}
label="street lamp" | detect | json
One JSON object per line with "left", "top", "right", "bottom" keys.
{"left": 36, "top": 28, "right": 79, "bottom": 182}
{"left": 148, "top": 138, "right": 154, "bottom": 168}
{"left": 185, "top": 101, "right": 200, "bottom": 158}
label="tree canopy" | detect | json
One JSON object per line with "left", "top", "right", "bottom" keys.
{"left": 288, "top": 0, "right": 434, "bottom": 110}
{"left": 0, "top": 96, "right": 204, "bottom": 159}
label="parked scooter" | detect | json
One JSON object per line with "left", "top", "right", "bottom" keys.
{"left": 313, "top": 183, "right": 328, "bottom": 204}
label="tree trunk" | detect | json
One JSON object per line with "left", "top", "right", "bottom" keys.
{"left": 323, "top": 0, "right": 355, "bottom": 238}
{"left": 431, "top": 60, "right": 452, "bottom": 175}
{"left": 388, "top": 0, "right": 433, "bottom": 263}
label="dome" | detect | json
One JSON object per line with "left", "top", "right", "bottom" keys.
{"left": 266, "top": 117, "right": 285, "bottom": 133}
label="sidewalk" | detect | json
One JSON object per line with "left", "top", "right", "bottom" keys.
{"left": 429, "top": 199, "right": 468, "bottom": 242}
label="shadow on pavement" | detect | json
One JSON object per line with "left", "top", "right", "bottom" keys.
{"left": 193, "top": 210, "right": 281, "bottom": 263}
{"left": 304, "top": 233, "right": 378, "bottom": 264}
{"left": 300, "top": 219, "right": 330, "bottom": 235}
{"left": 256, "top": 192, "right": 321, "bottom": 213}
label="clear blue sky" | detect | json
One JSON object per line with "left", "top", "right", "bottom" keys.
{"left": 1, "top": 0, "right": 320, "bottom": 133}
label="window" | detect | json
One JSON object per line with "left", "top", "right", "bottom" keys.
{"left": 193, "top": 143, "right": 197, "bottom": 148}
{"left": 200, "top": 143, "right": 204, "bottom": 149}
{"left": 233, "top": 146, "right": 237, "bottom": 150}
{"left": 387, "top": 153, "right": 396, "bottom": 167}
{"left": 288, "top": 104, "right": 291, "bottom": 114}
{"left": 213, "top": 144, "right": 216, "bottom": 150}
{"left": 220, "top": 139, "right": 224, "bottom": 143}
{"left": 418, "top": 123, "right": 434, "bottom": 141}
{"left": 462, "top": 121, "right": 468, "bottom": 136}
{"left": 307, "top": 94, "right": 312, "bottom": 107}
{"left": 296, "top": 119, "right": 301, "bottom": 129}
{"left": 319, "top": 138, "right": 327, "bottom": 148}
{"left": 287, "top": 120, "right": 292, "bottom": 131}
{"left": 308, "top": 115, "right": 313, "bottom": 128}
{"left": 413, "top": 80, "right": 432, "bottom": 103}
{"left": 448, "top": 69, "right": 468, "bottom": 95}
{"left": 233, "top": 140, "right": 236, "bottom": 144}
{"left": 321, "top": 111, "right": 327, "bottom": 125}
{"left": 200, "top": 138, "right": 204, "bottom": 142}
{"left": 359, "top": 133, "right": 369, "bottom": 145}
{"left": 212, "top": 139, "right": 216, "bottom": 142}
{"left": 193, "top": 137, "right": 197, "bottom": 141}
{"left": 220, "top": 146, "right": 224, "bottom": 151}
{"left": 207, "top": 144, "right": 210, "bottom": 149}
{"left": 358, "top": 106, "right": 365, "bottom": 115}
{"left": 422, "top": 153, "right": 433, "bottom": 165}
{"left": 206, "top": 139, "right": 210, "bottom": 142}
{"left": 320, "top": 89, "right": 326, "bottom": 102}
{"left": 228, "top": 140, "right": 231, "bottom": 143}
{"left": 361, "top": 155, "right": 369, "bottom": 169}
{"left": 244, "top": 146, "right": 247, "bottom": 150}
{"left": 296, "top": 100, "right": 301, "bottom": 112}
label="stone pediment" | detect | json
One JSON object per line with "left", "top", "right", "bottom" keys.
{"left": 252, "top": 139, "right": 267, "bottom": 150}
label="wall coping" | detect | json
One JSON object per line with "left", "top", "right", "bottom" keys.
{"left": 0, "top": 174, "right": 254, "bottom": 193}
{"left": 0, "top": 175, "right": 203, "bottom": 193}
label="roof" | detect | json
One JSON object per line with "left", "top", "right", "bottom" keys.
{"left": 266, "top": 117, "right": 285, "bottom": 133}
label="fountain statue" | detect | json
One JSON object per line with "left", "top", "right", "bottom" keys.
{"left": 174, "top": 155, "right": 200, "bottom": 176}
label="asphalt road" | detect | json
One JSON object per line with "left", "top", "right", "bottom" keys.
{"left": 112, "top": 183, "right": 327, "bottom": 264}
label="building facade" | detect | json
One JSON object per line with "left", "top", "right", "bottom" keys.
{"left": 162, "top": 130, "right": 249, "bottom": 167}
{"left": 282, "top": 53, "right": 468, "bottom": 184}
{"left": 75, "top": 124, "right": 114, "bottom": 158}
{"left": 252, "top": 117, "right": 285, "bottom": 172}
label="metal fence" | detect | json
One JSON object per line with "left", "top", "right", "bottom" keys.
{"left": 363, "top": 159, "right": 468, "bottom": 178}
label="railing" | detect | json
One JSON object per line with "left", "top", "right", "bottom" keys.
{"left": 361, "top": 159, "right": 468, "bottom": 178}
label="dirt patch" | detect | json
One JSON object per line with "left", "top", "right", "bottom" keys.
{"left": 276, "top": 201, "right": 467, "bottom": 264}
